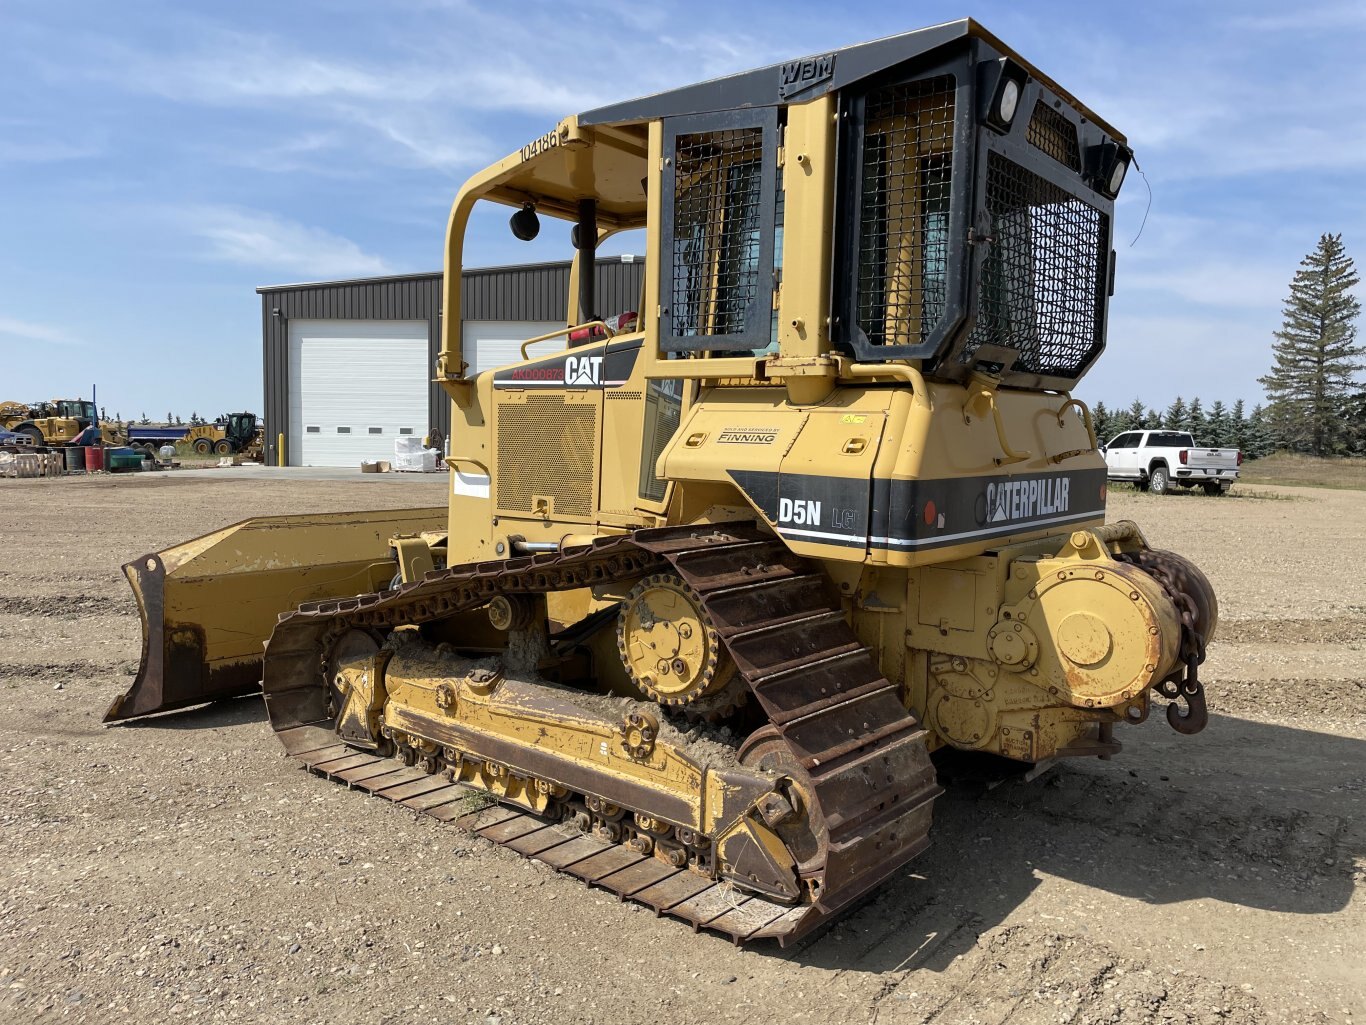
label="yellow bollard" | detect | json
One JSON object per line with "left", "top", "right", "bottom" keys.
{"left": 277, "top": 433, "right": 285, "bottom": 467}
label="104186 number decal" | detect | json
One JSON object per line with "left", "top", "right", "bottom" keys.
{"left": 520, "top": 129, "right": 560, "bottom": 162}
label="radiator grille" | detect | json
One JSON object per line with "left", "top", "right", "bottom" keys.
{"left": 1027, "top": 101, "right": 1082, "bottom": 171}
{"left": 496, "top": 395, "right": 597, "bottom": 517}
{"left": 671, "top": 127, "right": 764, "bottom": 338}
{"left": 856, "top": 75, "right": 956, "bottom": 348}
{"left": 962, "top": 153, "right": 1108, "bottom": 379}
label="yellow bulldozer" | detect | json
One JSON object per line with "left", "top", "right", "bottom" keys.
{"left": 108, "top": 20, "right": 1216, "bottom": 945}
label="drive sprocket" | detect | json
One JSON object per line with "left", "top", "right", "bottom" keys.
{"left": 616, "top": 573, "right": 747, "bottom": 720}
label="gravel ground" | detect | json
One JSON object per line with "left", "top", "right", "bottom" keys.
{"left": 0, "top": 472, "right": 1362, "bottom": 1025}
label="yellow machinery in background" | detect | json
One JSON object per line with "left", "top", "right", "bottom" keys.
{"left": 180, "top": 412, "right": 265, "bottom": 459}
{"left": 109, "top": 20, "right": 1216, "bottom": 944}
{"left": 1, "top": 397, "right": 120, "bottom": 446}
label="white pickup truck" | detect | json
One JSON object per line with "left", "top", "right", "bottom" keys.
{"left": 1102, "top": 430, "right": 1241, "bottom": 495}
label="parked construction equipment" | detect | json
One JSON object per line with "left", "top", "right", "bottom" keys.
{"left": 0, "top": 398, "right": 116, "bottom": 446}
{"left": 108, "top": 20, "right": 1216, "bottom": 945}
{"left": 181, "top": 412, "right": 264, "bottom": 458}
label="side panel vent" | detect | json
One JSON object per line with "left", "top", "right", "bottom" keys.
{"left": 496, "top": 395, "right": 597, "bottom": 517}
{"left": 1027, "top": 101, "right": 1082, "bottom": 172}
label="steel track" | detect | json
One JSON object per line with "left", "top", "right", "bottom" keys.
{"left": 260, "top": 522, "right": 940, "bottom": 946}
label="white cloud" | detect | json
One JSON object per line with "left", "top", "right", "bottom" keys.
{"left": 0, "top": 118, "right": 103, "bottom": 165}
{"left": 0, "top": 316, "right": 82, "bottom": 346}
{"left": 188, "top": 207, "right": 391, "bottom": 280}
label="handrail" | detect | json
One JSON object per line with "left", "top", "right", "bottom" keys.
{"left": 519, "top": 320, "right": 612, "bottom": 360}
{"left": 840, "top": 360, "right": 931, "bottom": 412}
{"left": 447, "top": 455, "right": 490, "bottom": 475}
{"left": 1055, "top": 397, "right": 1097, "bottom": 448}
{"left": 959, "top": 378, "right": 1031, "bottom": 467}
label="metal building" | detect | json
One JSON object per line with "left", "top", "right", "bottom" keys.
{"left": 259, "top": 256, "right": 644, "bottom": 467}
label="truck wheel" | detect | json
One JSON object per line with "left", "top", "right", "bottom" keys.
{"left": 192, "top": 438, "right": 212, "bottom": 455}
{"left": 18, "top": 427, "right": 43, "bottom": 446}
{"left": 1202, "top": 482, "right": 1224, "bottom": 496}
{"left": 213, "top": 439, "right": 233, "bottom": 455}
{"left": 1149, "top": 467, "right": 1170, "bottom": 495}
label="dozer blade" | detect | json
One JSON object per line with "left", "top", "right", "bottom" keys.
{"left": 106, "top": 507, "right": 447, "bottom": 722}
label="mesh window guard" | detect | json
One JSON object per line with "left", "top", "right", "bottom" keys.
{"left": 1027, "top": 101, "right": 1082, "bottom": 172}
{"left": 856, "top": 76, "right": 956, "bottom": 349}
{"left": 671, "top": 128, "right": 764, "bottom": 339}
{"left": 962, "top": 152, "right": 1109, "bottom": 378}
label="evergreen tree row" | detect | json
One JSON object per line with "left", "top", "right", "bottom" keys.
{"left": 1092, "top": 233, "right": 1366, "bottom": 459}
{"left": 1090, "top": 397, "right": 1282, "bottom": 459}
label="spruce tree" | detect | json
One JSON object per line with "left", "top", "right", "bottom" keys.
{"left": 1206, "top": 400, "right": 1229, "bottom": 446}
{"left": 1230, "top": 399, "right": 1247, "bottom": 452}
{"left": 1343, "top": 388, "right": 1366, "bottom": 455}
{"left": 1163, "top": 396, "right": 1187, "bottom": 430}
{"left": 1186, "top": 397, "right": 1206, "bottom": 439}
{"left": 1246, "top": 403, "right": 1272, "bottom": 458}
{"left": 1258, "top": 233, "right": 1364, "bottom": 455}
{"left": 1092, "top": 401, "right": 1111, "bottom": 443}
{"left": 1127, "top": 398, "right": 1147, "bottom": 432}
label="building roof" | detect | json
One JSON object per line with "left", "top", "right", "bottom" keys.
{"left": 256, "top": 255, "right": 641, "bottom": 294}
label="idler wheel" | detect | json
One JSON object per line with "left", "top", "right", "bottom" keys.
{"left": 737, "top": 727, "right": 825, "bottom": 873}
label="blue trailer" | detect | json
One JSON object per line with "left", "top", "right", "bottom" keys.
{"left": 125, "top": 425, "right": 190, "bottom": 456}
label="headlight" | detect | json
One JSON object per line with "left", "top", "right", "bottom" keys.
{"left": 998, "top": 79, "right": 1020, "bottom": 124}
{"left": 1108, "top": 159, "right": 1128, "bottom": 195}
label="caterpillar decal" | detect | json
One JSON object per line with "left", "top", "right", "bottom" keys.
{"left": 728, "top": 467, "right": 1107, "bottom": 551}
{"left": 492, "top": 339, "right": 641, "bottom": 389}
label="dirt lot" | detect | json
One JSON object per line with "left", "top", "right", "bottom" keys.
{"left": 1, "top": 472, "right": 1362, "bottom": 1025}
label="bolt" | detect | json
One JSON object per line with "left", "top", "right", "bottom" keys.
{"left": 671, "top": 658, "right": 687, "bottom": 676}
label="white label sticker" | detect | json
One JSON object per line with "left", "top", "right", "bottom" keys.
{"left": 452, "top": 471, "right": 490, "bottom": 498}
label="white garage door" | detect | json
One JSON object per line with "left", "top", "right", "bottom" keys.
{"left": 288, "top": 320, "right": 430, "bottom": 467}
{"left": 463, "top": 320, "right": 566, "bottom": 375}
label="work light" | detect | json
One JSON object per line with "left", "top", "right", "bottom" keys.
{"left": 980, "top": 58, "right": 1029, "bottom": 133}
{"left": 1086, "top": 141, "right": 1132, "bottom": 198}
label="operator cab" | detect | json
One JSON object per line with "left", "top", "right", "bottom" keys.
{"left": 55, "top": 399, "right": 97, "bottom": 425}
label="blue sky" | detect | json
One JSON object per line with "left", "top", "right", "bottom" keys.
{"left": 2, "top": 0, "right": 1364, "bottom": 419}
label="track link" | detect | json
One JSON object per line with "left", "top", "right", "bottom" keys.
{"left": 261, "top": 523, "right": 940, "bottom": 945}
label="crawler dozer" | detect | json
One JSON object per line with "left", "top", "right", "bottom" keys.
{"left": 109, "top": 20, "right": 1217, "bottom": 945}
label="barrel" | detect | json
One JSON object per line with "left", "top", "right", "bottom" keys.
{"left": 84, "top": 446, "right": 104, "bottom": 471}
{"left": 64, "top": 446, "right": 84, "bottom": 472}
